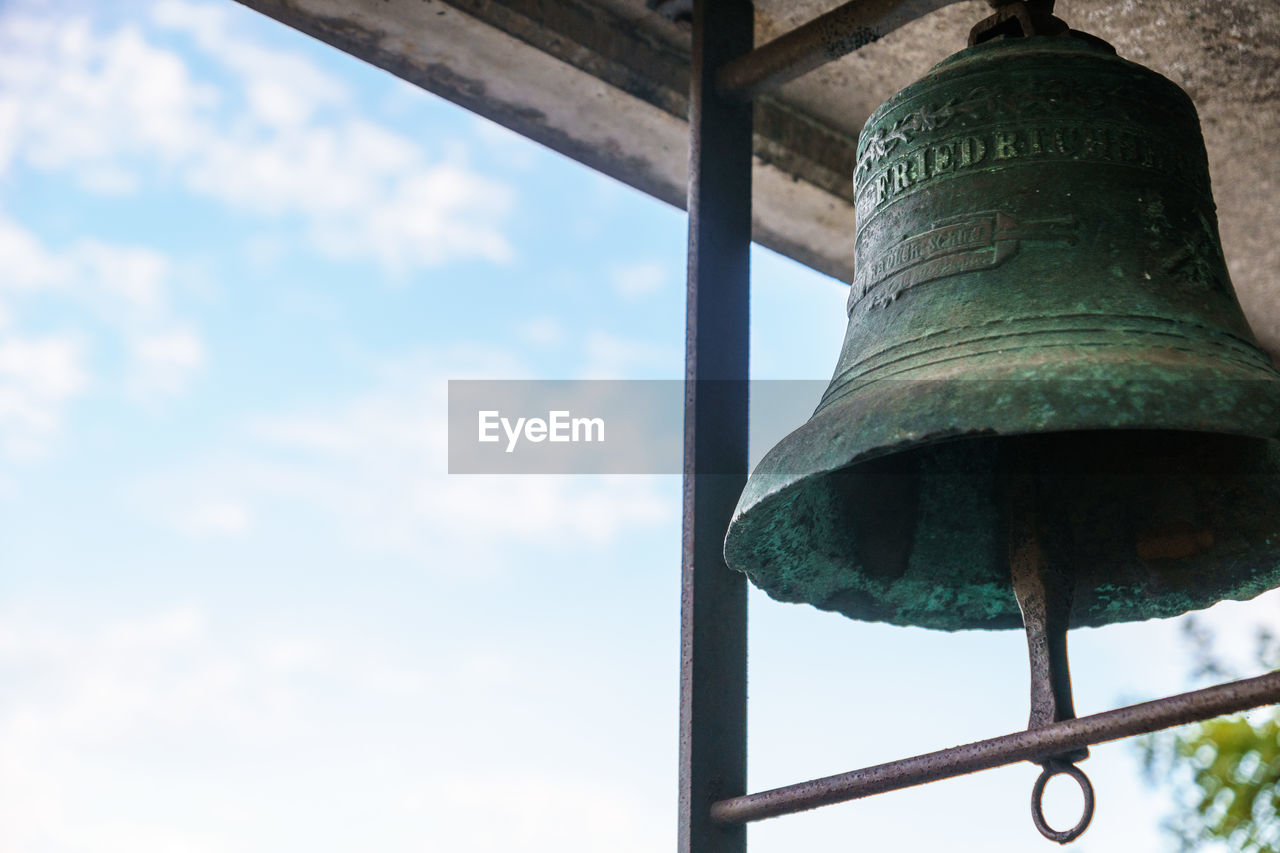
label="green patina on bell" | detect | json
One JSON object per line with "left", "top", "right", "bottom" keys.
{"left": 725, "top": 33, "right": 1280, "bottom": 631}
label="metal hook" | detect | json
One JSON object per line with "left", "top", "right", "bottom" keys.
{"left": 1031, "top": 761, "right": 1095, "bottom": 844}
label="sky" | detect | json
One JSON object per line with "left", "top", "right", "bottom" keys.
{"left": 1, "top": 2, "right": 1278, "bottom": 851}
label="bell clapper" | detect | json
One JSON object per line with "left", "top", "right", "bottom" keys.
{"left": 1008, "top": 456, "right": 1094, "bottom": 844}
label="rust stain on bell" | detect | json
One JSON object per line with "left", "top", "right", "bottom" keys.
{"left": 725, "top": 33, "right": 1280, "bottom": 631}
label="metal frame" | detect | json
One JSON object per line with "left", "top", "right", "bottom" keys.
{"left": 679, "top": 2, "right": 752, "bottom": 851}
{"left": 678, "top": 2, "right": 1280, "bottom": 850}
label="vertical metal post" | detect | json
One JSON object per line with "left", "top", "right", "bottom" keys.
{"left": 679, "top": 1, "right": 753, "bottom": 852}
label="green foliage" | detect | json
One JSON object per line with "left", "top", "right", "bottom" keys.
{"left": 1140, "top": 619, "right": 1280, "bottom": 852}
{"left": 1142, "top": 714, "right": 1280, "bottom": 852}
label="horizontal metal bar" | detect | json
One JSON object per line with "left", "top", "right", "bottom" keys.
{"left": 717, "top": 0, "right": 965, "bottom": 101}
{"left": 711, "top": 669, "right": 1280, "bottom": 824}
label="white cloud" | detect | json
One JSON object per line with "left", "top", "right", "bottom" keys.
{"left": 521, "top": 316, "right": 565, "bottom": 347}
{"left": 129, "top": 328, "right": 205, "bottom": 397}
{"left": 0, "top": 334, "right": 88, "bottom": 459}
{"left": 0, "top": 2, "right": 515, "bottom": 273}
{"left": 137, "top": 347, "right": 672, "bottom": 553}
{"left": 245, "top": 372, "right": 671, "bottom": 552}
{"left": 78, "top": 241, "right": 169, "bottom": 314}
{"left": 581, "top": 330, "right": 681, "bottom": 378}
{"left": 0, "top": 336, "right": 86, "bottom": 402}
{"left": 0, "top": 210, "right": 71, "bottom": 291}
{"left": 0, "top": 605, "right": 437, "bottom": 852}
{"left": 610, "top": 261, "right": 668, "bottom": 299}
{"left": 176, "top": 498, "right": 251, "bottom": 538}
{"left": 0, "top": 15, "right": 216, "bottom": 176}
{"left": 0, "top": 217, "right": 174, "bottom": 317}
{"left": 407, "top": 774, "right": 667, "bottom": 852}
{"left": 0, "top": 602, "right": 675, "bottom": 852}
{"left": 0, "top": 213, "right": 205, "bottom": 457}
{"left": 302, "top": 155, "right": 513, "bottom": 271}
{"left": 150, "top": 0, "right": 350, "bottom": 126}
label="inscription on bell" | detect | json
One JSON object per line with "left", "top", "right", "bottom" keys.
{"left": 855, "top": 121, "right": 1204, "bottom": 222}
{"left": 850, "top": 212, "right": 1077, "bottom": 311}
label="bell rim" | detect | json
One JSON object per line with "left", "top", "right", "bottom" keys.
{"left": 734, "top": 369, "right": 1280, "bottom": 515}
{"left": 726, "top": 367, "right": 1280, "bottom": 632}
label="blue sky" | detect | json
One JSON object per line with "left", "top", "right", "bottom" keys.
{"left": 1, "top": 2, "right": 1277, "bottom": 851}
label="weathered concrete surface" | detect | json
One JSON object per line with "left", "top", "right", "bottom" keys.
{"left": 1073, "top": 1, "right": 1280, "bottom": 362}
{"left": 235, "top": 0, "right": 1279, "bottom": 358}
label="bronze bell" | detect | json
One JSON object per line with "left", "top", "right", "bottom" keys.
{"left": 725, "top": 27, "right": 1280, "bottom": 633}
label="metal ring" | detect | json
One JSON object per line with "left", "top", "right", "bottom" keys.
{"left": 1030, "top": 762, "right": 1094, "bottom": 844}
